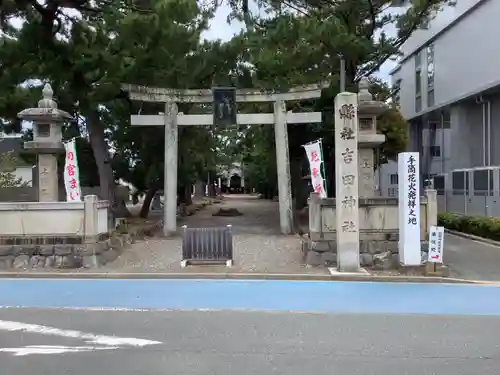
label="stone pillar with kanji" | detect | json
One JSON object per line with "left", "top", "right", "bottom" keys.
{"left": 334, "top": 91, "right": 360, "bottom": 272}
{"left": 19, "top": 84, "right": 72, "bottom": 202}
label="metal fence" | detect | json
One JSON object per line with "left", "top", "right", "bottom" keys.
{"left": 434, "top": 167, "right": 500, "bottom": 217}
{"left": 383, "top": 167, "right": 500, "bottom": 218}
{"left": 181, "top": 225, "right": 233, "bottom": 267}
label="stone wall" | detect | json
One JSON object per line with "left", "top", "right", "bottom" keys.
{"left": 0, "top": 233, "right": 117, "bottom": 269}
{"left": 305, "top": 190, "right": 438, "bottom": 268}
{"left": 0, "top": 195, "right": 124, "bottom": 270}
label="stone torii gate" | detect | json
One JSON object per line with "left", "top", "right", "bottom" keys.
{"left": 122, "top": 84, "right": 325, "bottom": 236}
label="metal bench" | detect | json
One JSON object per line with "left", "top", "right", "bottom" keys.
{"left": 180, "top": 225, "right": 233, "bottom": 267}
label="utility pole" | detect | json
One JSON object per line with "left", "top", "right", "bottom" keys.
{"left": 339, "top": 54, "right": 346, "bottom": 92}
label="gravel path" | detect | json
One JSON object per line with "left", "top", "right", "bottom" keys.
{"left": 102, "top": 195, "right": 327, "bottom": 274}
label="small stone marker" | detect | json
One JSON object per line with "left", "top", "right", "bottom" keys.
{"left": 427, "top": 225, "right": 444, "bottom": 264}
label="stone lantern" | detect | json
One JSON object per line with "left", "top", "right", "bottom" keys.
{"left": 18, "top": 84, "right": 72, "bottom": 202}
{"left": 357, "top": 78, "right": 389, "bottom": 197}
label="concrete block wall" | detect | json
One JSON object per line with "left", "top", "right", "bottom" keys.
{"left": 0, "top": 195, "right": 124, "bottom": 269}
{"left": 305, "top": 190, "right": 437, "bottom": 268}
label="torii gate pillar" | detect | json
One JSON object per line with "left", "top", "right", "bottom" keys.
{"left": 274, "top": 100, "right": 293, "bottom": 234}
{"left": 164, "top": 102, "right": 179, "bottom": 236}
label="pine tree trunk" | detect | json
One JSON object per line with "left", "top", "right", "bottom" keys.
{"left": 184, "top": 185, "right": 193, "bottom": 206}
{"left": 87, "top": 110, "right": 130, "bottom": 219}
{"left": 139, "top": 186, "right": 158, "bottom": 218}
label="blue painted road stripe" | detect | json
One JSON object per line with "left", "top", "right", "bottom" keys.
{"left": 1, "top": 279, "right": 500, "bottom": 315}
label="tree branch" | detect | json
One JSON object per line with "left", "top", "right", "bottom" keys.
{"left": 359, "top": 3, "right": 433, "bottom": 79}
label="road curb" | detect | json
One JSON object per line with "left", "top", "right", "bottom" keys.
{"left": 0, "top": 271, "right": 487, "bottom": 284}
{"left": 445, "top": 229, "right": 500, "bottom": 247}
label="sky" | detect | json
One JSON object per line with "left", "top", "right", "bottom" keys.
{"left": 201, "top": 3, "right": 397, "bottom": 83}
{"left": 8, "top": 2, "right": 397, "bottom": 84}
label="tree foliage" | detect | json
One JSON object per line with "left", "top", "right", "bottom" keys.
{"left": 0, "top": 0, "right": 219, "bottom": 216}
{"left": 0, "top": 151, "right": 29, "bottom": 187}
{"left": 0, "top": 0, "right": 452, "bottom": 212}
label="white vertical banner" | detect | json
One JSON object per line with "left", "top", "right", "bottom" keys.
{"left": 303, "top": 139, "right": 327, "bottom": 198}
{"left": 427, "top": 225, "right": 444, "bottom": 263}
{"left": 63, "top": 139, "right": 82, "bottom": 202}
{"left": 398, "top": 152, "right": 421, "bottom": 265}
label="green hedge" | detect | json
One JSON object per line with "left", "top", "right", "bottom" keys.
{"left": 438, "top": 212, "right": 500, "bottom": 241}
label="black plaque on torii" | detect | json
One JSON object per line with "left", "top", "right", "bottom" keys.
{"left": 212, "top": 87, "right": 237, "bottom": 128}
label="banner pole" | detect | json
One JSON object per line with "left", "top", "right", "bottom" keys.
{"left": 318, "top": 139, "right": 328, "bottom": 197}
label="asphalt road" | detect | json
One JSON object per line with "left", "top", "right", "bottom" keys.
{"left": 1, "top": 308, "right": 499, "bottom": 375}
{"left": 2, "top": 279, "right": 500, "bottom": 374}
{"left": 445, "top": 233, "right": 500, "bottom": 281}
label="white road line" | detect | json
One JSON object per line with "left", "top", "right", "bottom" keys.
{"left": 0, "top": 345, "right": 118, "bottom": 356}
{"left": 0, "top": 320, "right": 162, "bottom": 347}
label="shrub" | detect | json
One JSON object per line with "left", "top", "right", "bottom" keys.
{"left": 438, "top": 212, "right": 500, "bottom": 241}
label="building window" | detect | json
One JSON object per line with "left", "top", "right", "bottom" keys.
{"left": 415, "top": 96, "right": 422, "bottom": 113}
{"left": 390, "top": 173, "right": 398, "bottom": 185}
{"left": 427, "top": 90, "right": 434, "bottom": 108}
{"left": 415, "top": 51, "right": 422, "bottom": 113}
{"left": 415, "top": 51, "right": 422, "bottom": 69}
{"left": 427, "top": 44, "right": 435, "bottom": 107}
{"left": 393, "top": 79, "right": 402, "bottom": 106}
{"left": 415, "top": 72, "right": 421, "bottom": 96}
{"left": 430, "top": 145, "right": 441, "bottom": 157}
